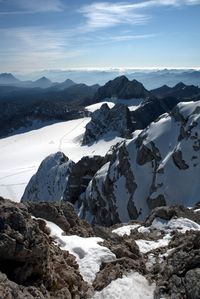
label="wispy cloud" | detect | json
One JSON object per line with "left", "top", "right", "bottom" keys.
{"left": 108, "top": 33, "right": 158, "bottom": 42}
{"left": 79, "top": 2, "right": 150, "bottom": 30}
{"left": 80, "top": 0, "right": 200, "bottom": 30}
{"left": 0, "top": 0, "right": 64, "bottom": 14}
{"left": 0, "top": 27, "right": 87, "bottom": 71}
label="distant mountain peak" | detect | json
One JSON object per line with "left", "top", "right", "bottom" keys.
{"left": 94, "top": 75, "right": 151, "bottom": 101}
{"left": 35, "top": 76, "right": 51, "bottom": 83}
{"left": 64, "top": 78, "right": 75, "bottom": 83}
{"left": 175, "top": 82, "right": 186, "bottom": 89}
{"left": 34, "top": 76, "right": 52, "bottom": 88}
{"left": 0, "top": 73, "right": 20, "bottom": 84}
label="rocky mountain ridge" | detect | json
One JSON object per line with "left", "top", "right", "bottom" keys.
{"left": 82, "top": 103, "right": 133, "bottom": 145}
{"left": 94, "top": 75, "right": 151, "bottom": 101}
{"left": 151, "top": 82, "right": 200, "bottom": 99}
{"left": 22, "top": 100, "right": 200, "bottom": 228}
{"left": 81, "top": 100, "right": 200, "bottom": 225}
{"left": 1, "top": 74, "right": 200, "bottom": 139}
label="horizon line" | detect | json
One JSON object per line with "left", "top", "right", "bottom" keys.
{"left": 8, "top": 67, "right": 200, "bottom": 74}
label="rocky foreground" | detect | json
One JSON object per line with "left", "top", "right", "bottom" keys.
{"left": 1, "top": 197, "right": 200, "bottom": 298}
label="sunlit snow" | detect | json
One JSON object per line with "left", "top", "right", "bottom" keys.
{"left": 93, "top": 272, "right": 155, "bottom": 299}
{"left": 44, "top": 219, "right": 116, "bottom": 283}
{"left": 0, "top": 118, "right": 123, "bottom": 201}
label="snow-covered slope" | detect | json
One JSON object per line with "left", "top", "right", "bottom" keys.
{"left": 85, "top": 98, "right": 143, "bottom": 113}
{"left": 21, "top": 152, "right": 74, "bottom": 202}
{"left": 81, "top": 100, "right": 200, "bottom": 225}
{"left": 0, "top": 118, "right": 123, "bottom": 201}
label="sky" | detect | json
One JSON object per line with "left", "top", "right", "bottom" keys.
{"left": 0, "top": 0, "right": 200, "bottom": 72}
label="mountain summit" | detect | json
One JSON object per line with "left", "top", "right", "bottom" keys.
{"left": 0, "top": 73, "right": 20, "bottom": 85}
{"left": 94, "top": 75, "right": 151, "bottom": 101}
{"left": 33, "top": 76, "right": 52, "bottom": 88}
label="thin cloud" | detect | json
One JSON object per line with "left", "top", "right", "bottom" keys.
{"left": 79, "top": 2, "right": 150, "bottom": 30}
{"left": 109, "top": 33, "right": 158, "bottom": 42}
{"left": 0, "top": 27, "right": 88, "bottom": 71}
{"left": 80, "top": 0, "right": 200, "bottom": 30}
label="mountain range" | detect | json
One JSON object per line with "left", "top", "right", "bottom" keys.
{"left": 13, "top": 68, "right": 200, "bottom": 88}
{"left": 0, "top": 73, "right": 76, "bottom": 89}
{"left": 1, "top": 72, "right": 200, "bottom": 299}
{"left": 0, "top": 74, "right": 199, "bottom": 139}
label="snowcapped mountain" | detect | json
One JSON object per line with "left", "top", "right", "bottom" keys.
{"left": 81, "top": 100, "right": 200, "bottom": 225}
{"left": 21, "top": 100, "right": 200, "bottom": 226}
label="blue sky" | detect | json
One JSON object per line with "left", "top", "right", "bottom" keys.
{"left": 0, "top": 0, "right": 200, "bottom": 72}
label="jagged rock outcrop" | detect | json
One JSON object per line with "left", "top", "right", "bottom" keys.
{"left": 0, "top": 197, "right": 90, "bottom": 298}
{"left": 21, "top": 152, "right": 75, "bottom": 202}
{"left": 145, "top": 205, "right": 200, "bottom": 227}
{"left": 22, "top": 153, "right": 106, "bottom": 206}
{"left": 2, "top": 197, "right": 200, "bottom": 298}
{"left": 94, "top": 76, "right": 151, "bottom": 101}
{"left": 82, "top": 103, "right": 133, "bottom": 145}
{"left": 80, "top": 100, "right": 200, "bottom": 225}
{"left": 154, "top": 231, "right": 200, "bottom": 299}
{"left": 26, "top": 201, "right": 94, "bottom": 237}
{"left": 64, "top": 155, "right": 107, "bottom": 204}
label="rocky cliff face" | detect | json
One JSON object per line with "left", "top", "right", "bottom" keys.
{"left": 81, "top": 100, "right": 200, "bottom": 225}
{"left": 94, "top": 75, "right": 151, "bottom": 101}
{"left": 82, "top": 103, "right": 133, "bottom": 145}
{"left": 0, "top": 197, "right": 90, "bottom": 298}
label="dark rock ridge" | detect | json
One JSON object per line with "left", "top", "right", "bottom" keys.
{"left": 94, "top": 75, "right": 151, "bottom": 101}
{"left": 151, "top": 82, "right": 200, "bottom": 99}
{"left": 0, "top": 197, "right": 90, "bottom": 298}
{"left": 64, "top": 155, "right": 107, "bottom": 204}
{"left": 82, "top": 103, "right": 133, "bottom": 145}
{"left": 0, "top": 82, "right": 96, "bottom": 138}
{"left": 130, "top": 96, "right": 180, "bottom": 131}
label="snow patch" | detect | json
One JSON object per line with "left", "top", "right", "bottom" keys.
{"left": 112, "top": 224, "right": 140, "bottom": 236}
{"left": 93, "top": 272, "right": 155, "bottom": 299}
{"left": 44, "top": 219, "right": 116, "bottom": 283}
